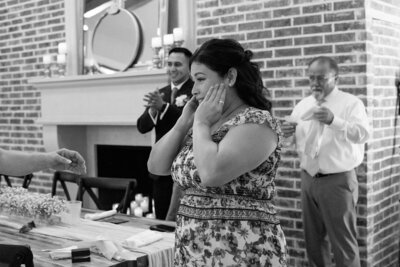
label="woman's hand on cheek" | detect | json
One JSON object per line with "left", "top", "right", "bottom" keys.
{"left": 194, "top": 83, "right": 226, "bottom": 127}
{"left": 179, "top": 96, "right": 198, "bottom": 127}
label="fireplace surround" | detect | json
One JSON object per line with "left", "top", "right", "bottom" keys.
{"left": 29, "top": 69, "right": 168, "bottom": 206}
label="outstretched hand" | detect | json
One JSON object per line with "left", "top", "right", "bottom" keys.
{"left": 281, "top": 121, "right": 297, "bottom": 137}
{"left": 194, "top": 83, "right": 226, "bottom": 127}
{"left": 50, "top": 148, "right": 87, "bottom": 174}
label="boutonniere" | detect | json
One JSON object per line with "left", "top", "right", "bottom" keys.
{"left": 175, "top": 94, "right": 189, "bottom": 107}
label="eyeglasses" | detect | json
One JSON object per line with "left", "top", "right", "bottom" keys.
{"left": 308, "top": 75, "right": 336, "bottom": 83}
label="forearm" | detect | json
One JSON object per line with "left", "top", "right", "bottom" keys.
{"left": 328, "top": 101, "right": 370, "bottom": 144}
{"left": 330, "top": 116, "right": 370, "bottom": 144}
{"left": 192, "top": 122, "right": 219, "bottom": 185}
{"left": 148, "top": 118, "right": 191, "bottom": 175}
{"left": 0, "top": 149, "right": 51, "bottom": 176}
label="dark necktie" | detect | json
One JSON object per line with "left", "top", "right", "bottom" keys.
{"left": 170, "top": 87, "right": 178, "bottom": 105}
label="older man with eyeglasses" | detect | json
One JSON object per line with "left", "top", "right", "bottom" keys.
{"left": 281, "top": 56, "right": 370, "bottom": 267}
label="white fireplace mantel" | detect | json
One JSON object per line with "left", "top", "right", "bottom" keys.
{"left": 30, "top": 69, "right": 167, "bottom": 126}
{"left": 29, "top": 69, "right": 168, "bottom": 177}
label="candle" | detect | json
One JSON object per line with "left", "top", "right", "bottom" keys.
{"left": 173, "top": 28, "right": 183, "bottom": 41}
{"left": 134, "top": 207, "right": 143, "bottom": 217}
{"left": 151, "top": 37, "right": 162, "bottom": 48}
{"left": 163, "top": 34, "right": 174, "bottom": 45}
{"left": 112, "top": 203, "right": 119, "bottom": 210}
{"left": 58, "top": 42, "right": 67, "bottom": 54}
{"left": 140, "top": 197, "right": 149, "bottom": 213}
{"left": 135, "top": 193, "right": 143, "bottom": 204}
{"left": 84, "top": 58, "right": 95, "bottom": 67}
{"left": 130, "top": 200, "right": 138, "bottom": 211}
{"left": 145, "top": 213, "right": 155, "bottom": 219}
{"left": 42, "top": 54, "right": 51, "bottom": 64}
{"left": 57, "top": 54, "right": 66, "bottom": 64}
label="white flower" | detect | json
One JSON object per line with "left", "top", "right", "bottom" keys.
{"left": 0, "top": 186, "right": 66, "bottom": 218}
{"left": 175, "top": 94, "right": 188, "bottom": 107}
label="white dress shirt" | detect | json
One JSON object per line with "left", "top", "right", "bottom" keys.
{"left": 148, "top": 78, "right": 189, "bottom": 124}
{"left": 290, "top": 87, "right": 370, "bottom": 174}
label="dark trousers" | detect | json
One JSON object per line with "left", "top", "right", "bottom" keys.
{"left": 151, "top": 174, "right": 173, "bottom": 220}
{"left": 301, "top": 170, "right": 360, "bottom": 267}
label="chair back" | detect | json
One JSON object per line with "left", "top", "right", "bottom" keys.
{"left": 51, "top": 171, "right": 81, "bottom": 200}
{"left": 0, "top": 244, "right": 34, "bottom": 267}
{"left": 0, "top": 174, "right": 33, "bottom": 189}
{"left": 78, "top": 176, "right": 137, "bottom": 213}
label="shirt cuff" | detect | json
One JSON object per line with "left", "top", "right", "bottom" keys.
{"left": 148, "top": 109, "right": 158, "bottom": 125}
{"left": 159, "top": 103, "right": 170, "bottom": 120}
{"left": 328, "top": 115, "right": 346, "bottom": 131}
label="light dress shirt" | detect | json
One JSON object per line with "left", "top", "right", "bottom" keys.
{"left": 148, "top": 78, "right": 189, "bottom": 124}
{"left": 289, "top": 87, "right": 370, "bottom": 174}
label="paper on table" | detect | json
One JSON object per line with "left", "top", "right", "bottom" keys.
{"left": 49, "top": 246, "right": 78, "bottom": 260}
{"left": 122, "top": 230, "right": 163, "bottom": 248}
{"left": 48, "top": 238, "right": 137, "bottom": 262}
{"left": 84, "top": 210, "right": 117, "bottom": 221}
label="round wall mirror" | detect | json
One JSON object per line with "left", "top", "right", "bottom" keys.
{"left": 91, "top": 8, "right": 143, "bottom": 73}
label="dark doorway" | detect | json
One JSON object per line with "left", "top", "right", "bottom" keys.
{"left": 96, "top": 145, "right": 152, "bottom": 211}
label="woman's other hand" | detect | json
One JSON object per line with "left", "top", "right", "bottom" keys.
{"left": 194, "top": 83, "right": 226, "bottom": 127}
{"left": 49, "top": 148, "right": 87, "bottom": 174}
{"left": 177, "top": 96, "right": 198, "bottom": 130}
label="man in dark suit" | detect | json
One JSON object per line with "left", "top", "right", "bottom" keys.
{"left": 137, "top": 47, "right": 193, "bottom": 220}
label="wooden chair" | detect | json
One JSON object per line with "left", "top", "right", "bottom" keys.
{"left": 0, "top": 174, "right": 33, "bottom": 189}
{"left": 77, "top": 176, "right": 137, "bottom": 213}
{"left": 0, "top": 244, "right": 34, "bottom": 267}
{"left": 51, "top": 171, "right": 81, "bottom": 200}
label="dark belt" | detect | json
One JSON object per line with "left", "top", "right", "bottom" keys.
{"left": 314, "top": 172, "right": 342, "bottom": 178}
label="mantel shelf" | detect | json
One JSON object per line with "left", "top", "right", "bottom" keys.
{"left": 29, "top": 68, "right": 168, "bottom": 126}
{"left": 29, "top": 68, "right": 167, "bottom": 89}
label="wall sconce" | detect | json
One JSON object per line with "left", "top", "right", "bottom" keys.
{"left": 163, "top": 34, "right": 174, "bottom": 65}
{"left": 173, "top": 28, "right": 184, "bottom": 47}
{"left": 150, "top": 28, "right": 185, "bottom": 69}
{"left": 151, "top": 37, "right": 162, "bottom": 69}
{"left": 42, "top": 54, "right": 52, "bottom": 78}
{"left": 56, "top": 54, "right": 66, "bottom": 76}
{"left": 56, "top": 42, "right": 67, "bottom": 76}
{"left": 84, "top": 58, "right": 96, "bottom": 75}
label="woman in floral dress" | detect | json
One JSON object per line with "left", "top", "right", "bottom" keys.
{"left": 148, "top": 38, "right": 287, "bottom": 266}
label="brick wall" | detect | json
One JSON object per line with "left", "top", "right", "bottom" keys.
{"left": 194, "top": 0, "right": 399, "bottom": 266}
{"left": 365, "top": 0, "right": 400, "bottom": 265}
{"left": 0, "top": 0, "right": 65, "bottom": 192}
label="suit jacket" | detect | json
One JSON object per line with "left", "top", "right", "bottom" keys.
{"left": 137, "top": 79, "right": 193, "bottom": 141}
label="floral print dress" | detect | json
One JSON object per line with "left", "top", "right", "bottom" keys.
{"left": 171, "top": 107, "right": 287, "bottom": 267}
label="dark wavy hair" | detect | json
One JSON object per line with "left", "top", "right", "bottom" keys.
{"left": 190, "top": 38, "right": 271, "bottom": 111}
{"left": 169, "top": 47, "right": 192, "bottom": 59}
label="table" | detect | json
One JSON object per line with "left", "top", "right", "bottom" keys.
{"left": 0, "top": 210, "right": 176, "bottom": 267}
